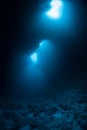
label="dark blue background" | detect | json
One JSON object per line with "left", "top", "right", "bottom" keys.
{"left": 1, "top": 0, "right": 87, "bottom": 98}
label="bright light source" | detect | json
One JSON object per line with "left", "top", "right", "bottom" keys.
{"left": 47, "top": 8, "right": 59, "bottom": 18}
{"left": 39, "top": 40, "right": 47, "bottom": 47}
{"left": 50, "top": 0, "right": 62, "bottom": 8}
{"left": 46, "top": 0, "right": 63, "bottom": 19}
{"left": 39, "top": 42, "right": 43, "bottom": 47}
{"left": 30, "top": 53, "right": 38, "bottom": 62}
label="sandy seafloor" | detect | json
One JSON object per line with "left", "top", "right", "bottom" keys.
{"left": 0, "top": 82, "right": 87, "bottom": 130}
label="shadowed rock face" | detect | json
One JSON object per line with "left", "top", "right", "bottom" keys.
{"left": 0, "top": 82, "right": 87, "bottom": 130}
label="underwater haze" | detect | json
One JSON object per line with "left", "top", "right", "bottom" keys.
{"left": 0, "top": 0, "right": 87, "bottom": 130}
